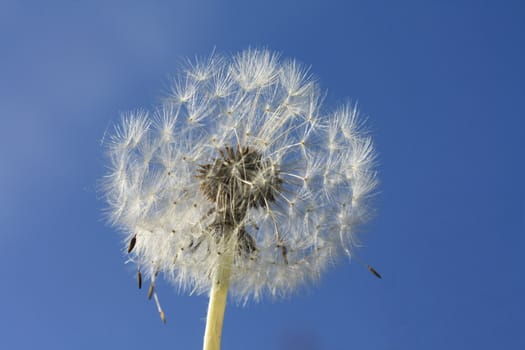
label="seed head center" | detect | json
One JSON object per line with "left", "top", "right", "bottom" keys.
{"left": 197, "top": 145, "right": 282, "bottom": 226}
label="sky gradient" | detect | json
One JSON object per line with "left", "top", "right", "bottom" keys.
{"left": 1, "top": 1, "right": 524, "bottom": 349}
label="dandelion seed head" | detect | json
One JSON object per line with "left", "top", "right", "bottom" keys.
{"left": 103, "top": 49, "right": 378, "bottom": 302}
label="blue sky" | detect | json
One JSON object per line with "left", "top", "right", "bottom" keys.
{"left": 1, "top": 0, "right": 524, "bottom": 349}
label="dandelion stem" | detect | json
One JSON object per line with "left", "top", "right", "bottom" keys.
{"left": 203, "top": 238, "right": 234, "bottom": 350}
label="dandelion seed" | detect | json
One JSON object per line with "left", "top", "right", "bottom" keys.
{"left": 127, "top": 235, "right": 137, "bottom": 253}
{"left": 368, "top": 265, "right": 382, "bottom": 279}
{"left": 147, "top": 284, "right": 154, "bottom": 300}
{"left": 159, "top": 310, "right": 166, "bottom": 324}
{"left": 103, "top": 49, "right": 379, "bottom": 350}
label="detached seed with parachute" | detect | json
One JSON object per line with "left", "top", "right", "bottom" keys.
{"left": 368, "top": 265, "right": 382, "bottom": 279}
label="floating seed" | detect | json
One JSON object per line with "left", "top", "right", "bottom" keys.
{"left": 368, "top": 265, "right": 382, "bottom": 279}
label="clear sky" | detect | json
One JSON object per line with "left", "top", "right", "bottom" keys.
{"left": 1, "top": 1, "right": 524, "bottom": 349}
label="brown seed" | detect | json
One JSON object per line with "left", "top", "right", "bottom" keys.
{"left": 368, "top": 265, "right": 382, "bottom": 279}
{"left": 137, "top": 270, "right": 142, "bottom": 289}
{"left": 148, "top": 284, "right": 155, "bottom": 299}
{"left": 128, "top": 235, "right": 137, "bottom": 253}
{"left": 159, "top": 310, "right": 166, "bottom": 324}
{"left": 281, "top": 245, "right": 288, "bottom": 265}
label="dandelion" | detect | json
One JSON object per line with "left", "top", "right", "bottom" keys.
{"left": 103, "top": 49, "right": 378, "bottom": 350}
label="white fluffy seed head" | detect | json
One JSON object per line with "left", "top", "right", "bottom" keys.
{"left": 102, "top": 49, "right": 378, "bottom": 302}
